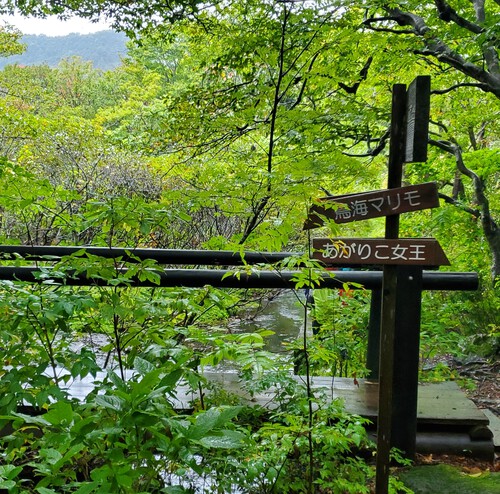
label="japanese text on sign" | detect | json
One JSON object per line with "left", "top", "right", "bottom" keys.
{"left": 312, "top": 238, "right": 450, "bottom": 266}
{"left": 304, "top": 182, "right": 439, "bottom": 229}
{"left": 333, "top": 189, "right": 423, "bottom": 222}
{"left": 322, "top": 241, "right": 426, "bottom": 262}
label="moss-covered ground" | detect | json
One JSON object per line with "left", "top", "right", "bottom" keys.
{"left": 398, "top": 463, "right": 500, "bottom": 493}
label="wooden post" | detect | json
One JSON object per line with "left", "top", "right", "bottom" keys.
{"left": 376, "top": 83, "right": 407, "bottom": 494}
{"left": 376, "top": 76, "right": 431, "bottom": 493}
{"left": 392, "top": 265, "right": 423, "bottom": 458}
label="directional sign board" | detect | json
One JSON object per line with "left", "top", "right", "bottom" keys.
{"left": 304, "top": 182, "right": 439, "bottom": 229}
{"left": 313, "top": 237, "right": 450, "bottom": 267}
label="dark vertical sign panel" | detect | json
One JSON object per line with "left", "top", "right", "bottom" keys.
{"left": 405, "top": 76, "right": 431, "bottom": 163}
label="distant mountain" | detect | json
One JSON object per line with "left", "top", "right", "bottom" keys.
{"left": 0, "top": 31, "right": 128, "bottom": 70}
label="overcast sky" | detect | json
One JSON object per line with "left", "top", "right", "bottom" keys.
{"left": 1, "top": 13, "right": 111, "bottom": 36}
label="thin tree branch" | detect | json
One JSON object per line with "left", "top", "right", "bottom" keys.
{"left": 338, "top": 56, "right": 374, "bottom": 95}
{"left": 431, "top": 82, "right": 490, "bottom": 94}
{"left": 429, "top": 119, "right": 449, "bottom": 133}
{"left": 342, "top": 126, "right": 390, "bottom": 157}
{"left": 438, "top": 192, "right": 480, "bottom": 217}
{"left": 364, "top": 7, "right": 500, "bottom": 98}
{"left": 362, "top": 18, "right": 414, "bottom": 34}
{"left": 288, "top": 48, "right": 324, "bottom": 110}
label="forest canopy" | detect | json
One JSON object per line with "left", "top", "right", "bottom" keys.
{"left": 0, "top": 31, "right": 127, "bottom": 69}
{"left": 2, "top": 0, "right": 497, "bottom": 275}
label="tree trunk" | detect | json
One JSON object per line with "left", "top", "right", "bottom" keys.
{"left": 430, "top": 139, "right": 499, "bottom": 281}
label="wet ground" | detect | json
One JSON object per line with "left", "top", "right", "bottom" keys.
{"left": 417, "top": 356, "right": 499, "bottom": 473}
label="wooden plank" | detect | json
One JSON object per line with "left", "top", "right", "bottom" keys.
{"left": 174, "top": 374, "right": 489, "bottom": 426}
{"left": 312, "top": 237, "right": 450, "bottom": 267}
{"left": 303, "top": 378, "right": 489, "bottom": 425}
{"left": 304, "top": 182, "right": 439, "bottom": 229}
{"left": 483, "top": 410, "right": 500, "bottom": 450}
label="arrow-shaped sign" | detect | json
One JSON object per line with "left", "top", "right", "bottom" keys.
{"left": 313, "top": 237, "right": 450, "bottom": 267}
{"left": 304, "top": 182, "right": 439, "bottom": 229}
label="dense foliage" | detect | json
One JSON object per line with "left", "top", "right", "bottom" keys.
{"left": 0, "top": 0, "right": 498, "bottom": 492}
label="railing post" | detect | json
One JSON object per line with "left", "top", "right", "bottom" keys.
{"left": 391, "top": 266, "right": 423, "bottom": 458}
{"left": 366, "top": 288, "right": 382, "bottom": 380}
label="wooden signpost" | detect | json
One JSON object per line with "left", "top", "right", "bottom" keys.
{"left": 306, "top": 76, "right": 433, "bottom": 494}
{"left": 312, "top": 237, "right": 449, "bottom": 267}
{"left": 304, "top": 182, "right": 439, "bottom": 228}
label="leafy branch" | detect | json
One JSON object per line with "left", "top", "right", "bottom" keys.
{"left": 430, "top": 138, "right": 499, "bottom": 279}
{"left": 431, "top": 82, "right": 490, "bottom": 94}
{"left": 363, "top": 4, "right": 500, "bottom": 98}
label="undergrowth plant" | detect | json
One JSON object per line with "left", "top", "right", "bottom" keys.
{"left": 0, "top": 250, "right": 415, "bottom": 493}
{"left": 420, "top": 284, "right": 500, "bottom": 361}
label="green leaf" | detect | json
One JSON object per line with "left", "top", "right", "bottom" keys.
{"left": 177, "top": 211, "right": 192, "bottom": 222}
{"left": 39, "top": 448, "right": 63, "bottom": 465}
{"left": 72, "top": 415, "right": 100, "bottom": 435}
{"left": 37, "top": 487, "right": 59, "bottom": 494}
{"left": 214, "top": 406, "right": 243, "bottom": 427}
{"left": 74, "top": 482, "right": 100, "bottom": 494}
{"left": 105, "top": 370, "right": 127, "bottom": 390}
{"left": 131, "top": 369, "right": 163, "bottom": 399}
{"left": 164, "top": 486, "right": 193, "bottom": 494}
{"left": 158, "top": 368, "right": 184, "bottom": 389}
{"left": 188, "top": 408, "right": 220, "bottom": 440}
{"left": 12, "top": 412, "right": 51, "bottom": 427}
{"left": 134, "top": 355, "right": 155, "bottom": 375}
{"left": 199, "top": 430, "right": 247, "bottom": 449}
{"left": 0, "top": 480, "right": 16, "bottom": 489}
{"left": 43, "top": 401, "right": 73, "bottom": 426}
{"left": 95, "top": 395, "right": 124, "bottom": 412}
{"left": 54, "top": 443, "right": 85, "bottom": 470}
{"left": 134, "top": 357, "right": 155, "bottom": 376}
{"left": 0, "top": 464, "right": 22, "bottom": 480}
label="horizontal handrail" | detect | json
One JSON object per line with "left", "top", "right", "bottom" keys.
{"left": 0, "top": 266, "right": 479, "bottom": 290}
{"left": 0, "top": 245, "right": 296, "bottom": 265}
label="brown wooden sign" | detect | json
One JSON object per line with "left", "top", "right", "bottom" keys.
{"left": 313, "top": 237, "right": 450, "bottom": 267}
{"left": 304, "top": 182, "right": 439, "bottom": 229}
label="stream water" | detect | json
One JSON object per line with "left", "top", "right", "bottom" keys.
{"left": 65, "top": 290, "right": 307, "bottom": 399}
{"left": 227, "top": 289, "right": 307, "bottom": 354}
